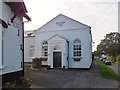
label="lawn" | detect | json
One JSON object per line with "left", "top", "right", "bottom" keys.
{"left": 95, "top": 60, "right": 119, "bottom": 81}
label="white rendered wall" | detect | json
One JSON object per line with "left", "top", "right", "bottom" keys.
{"left": 24, "top": 36, "right": 35, "bottom": 62}
{"left": 2, "top": 17, "right": 23, "bottom": 74}
{"left": 0, "top": 2, "right": 2, "bottom": 69}
{"left": 37, "top": 14, "right": 90, "bottom": 32}
{"left": 35, "top": 29, "right": 92, "bottom": 68}
{"left": 1, "top": 3, "right": 14, "bottom": 26}
{"left": 1, "top": 3, "right": 23, "bottom": 74}
{"left": 35, "top": 14, "right": 92, "bottom": 68}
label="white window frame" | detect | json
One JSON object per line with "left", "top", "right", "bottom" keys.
{"left": 29, "top": 45, "right": 34, "bottom": 58}
{"left": 42, "top": 41, "right": 48, "bottom": 57}
{"left": 73, "top": 39, "right": 81, "bottom": 58}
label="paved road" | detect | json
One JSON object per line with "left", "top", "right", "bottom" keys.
{"left": 25, "top": 61, "right": 119, "bottom": 88}
{"left": 107, "top": 63, "right": 120, "bottom": 80}
{"left": 107, "top": 63, "right": 119, "bottom": 74}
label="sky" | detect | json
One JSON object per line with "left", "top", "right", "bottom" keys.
{"left": 24, "top": 0, "right": 119, "bottom": 51}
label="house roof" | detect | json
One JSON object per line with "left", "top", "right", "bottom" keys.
{"left": 5, "top": 0, "right": 31, "bottom": 21}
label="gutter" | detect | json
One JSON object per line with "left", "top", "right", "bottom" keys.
{"left": 22, "top": 22, "right": 24, "bottom": 76}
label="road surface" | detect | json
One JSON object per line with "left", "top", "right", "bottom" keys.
{"left": 25, "top": 61, "right": 119, "bottom": 88}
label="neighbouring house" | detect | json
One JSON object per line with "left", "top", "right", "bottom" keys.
{"left": 25, "top": 14, "right": 92, "bottom": 69}
{"left": 0, "top": 1, "right": 31, "bottom": 84}
{"left": 24, "top": 30, "right": 35, "bottom": 63}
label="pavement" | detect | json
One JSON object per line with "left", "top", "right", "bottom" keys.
{"left": 107, "top": 63, "right": 120, "bottom": 83}
{"left": 25, "top": 61, "right": 119, "bottom": 88}
{"left": 107, "top": 63, "right": 119, "bottom": 75}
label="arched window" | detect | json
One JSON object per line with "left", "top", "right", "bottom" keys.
{"left": 42, "top": 41, "right": 48, "bottom": 57}
{"left": 29, "top": 45, "right": 34, "bottom": 58}
{"left": 73, "top": 39, "right": 81, "bottom": 58}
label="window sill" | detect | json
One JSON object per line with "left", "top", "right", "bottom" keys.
{"left": 41, "top": 56, "right": 48, "bottom": 58}
{"left": 72, "top": 57, "right": 82, "bottom": 61}
{"left": 72, "top": 57, "right": 82, "bottom": 59}
{"left": 73, "top": 58, "right": 80, "bottom": 61}
{"left": 40, "top": 57, "right": 48, "bottom": 61}
{"left": 29, "top": 57, "right": 34, "bottom": 59}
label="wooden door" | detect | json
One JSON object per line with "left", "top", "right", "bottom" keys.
{"left": 53, "top": 52, "right": 61, "bottom": 68}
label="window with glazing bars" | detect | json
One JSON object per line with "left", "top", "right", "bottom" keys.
{"left": 73, "top": 39, "right": 81, "bottom": 57}
{"left": 42, "top": 41, "right": 48, "bottom": 57}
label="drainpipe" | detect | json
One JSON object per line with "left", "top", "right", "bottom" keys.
{"left": 67, "top": 41, "right": 69, "bottom": 68}
{"left": 22, "top": 22, "right": 24, "bottom": 76}
{"left": 22, "top": 20, "right": 29, "bottom": 76}
{"left": 0, "top": 26, "right": 2, "bottom": 68}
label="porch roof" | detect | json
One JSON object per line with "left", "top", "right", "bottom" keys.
{"left": 47, "top": 34, "right": 69, "bottom": 43}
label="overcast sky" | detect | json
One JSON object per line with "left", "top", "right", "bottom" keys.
{"left": 24, "top": 0, "right": 119, "bottom": 51}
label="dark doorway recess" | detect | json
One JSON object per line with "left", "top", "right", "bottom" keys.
{"left": 53, "top": 52, "right": 61, "bottom": 68}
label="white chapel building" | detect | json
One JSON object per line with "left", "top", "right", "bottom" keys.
{"left": 25, "top": 14, "right": 92, "bottom": 69}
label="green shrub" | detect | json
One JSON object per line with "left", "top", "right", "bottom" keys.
{"left": 47, "top": 65, "right": 51, "bottom": 70}
{"left": 108, "top": 56, "right": 116, "bottom": 62}
{"left": 47, "top": 65, "right": 50, "bottom": 68}
{"left": 108, "top": 56, "right": 114, "bottom": 60}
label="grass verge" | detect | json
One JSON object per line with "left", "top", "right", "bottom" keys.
{"left": 95, "top": 60, "right": 119, "bottom": 81}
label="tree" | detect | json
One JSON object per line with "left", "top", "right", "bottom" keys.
{"left": 93, "top": 32, "right": 120, "bottom": 61}
{"left": 93, "top": 50, "right": 101, "bottom": 57}
{"left": 116, "top": 56, "right": 120, "bottom": 62}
